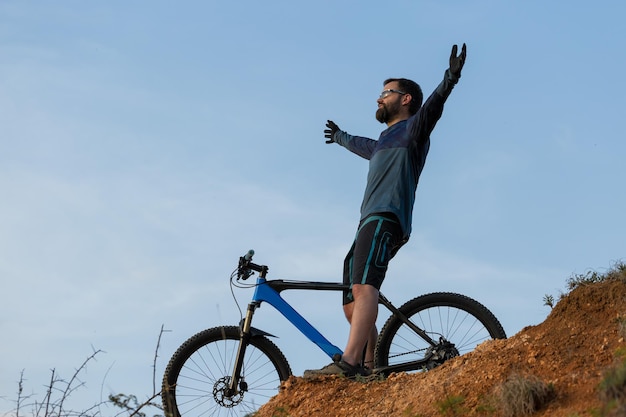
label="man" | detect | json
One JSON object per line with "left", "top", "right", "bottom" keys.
{"left": 304, "top": 43, "right": 467, "bottom": 378}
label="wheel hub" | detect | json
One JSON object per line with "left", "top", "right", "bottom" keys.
{"left": 213, "top": 377, "right": 244, "bottom": 407}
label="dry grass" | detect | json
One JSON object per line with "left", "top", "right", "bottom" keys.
{"left": 597, "top": 351, "right": 626, "bottom": 417}
{"left": 492, "top": 373, "right": 554, "bottom": 417}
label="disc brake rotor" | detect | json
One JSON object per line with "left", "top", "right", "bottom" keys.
{"left": 213, "top": 377, "right": 244, "bottom": 407}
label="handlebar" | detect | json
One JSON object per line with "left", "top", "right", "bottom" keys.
{"left": 237, "top": 249, "right": 268, "bottom": 280}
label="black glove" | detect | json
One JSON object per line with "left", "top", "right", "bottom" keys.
{"left": 324, "top": 120, "right": 340, "bottom": 144}
{"left": 449, "top": 43, "right": 467, "bottom": 78}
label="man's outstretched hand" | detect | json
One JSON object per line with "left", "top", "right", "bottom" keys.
{"left": 325, "top": 120, "right": 340, "bottom": 144}
{"left": 449, "top": 43, "right": 467, "bottom": 78}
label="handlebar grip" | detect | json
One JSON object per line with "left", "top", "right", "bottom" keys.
{"left": 237, "top": 250, "right": 257, "bottom": 280}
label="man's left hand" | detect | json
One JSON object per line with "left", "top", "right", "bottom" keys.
{"left": 449, "top": 43, "right": 467, "bottom": 78}
{"left": 325, "top": 120, "right": 340, "bottom": 144}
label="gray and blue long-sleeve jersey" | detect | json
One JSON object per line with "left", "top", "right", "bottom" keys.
{"left": 333, "top": 70, "right": 460, "bottom": 239}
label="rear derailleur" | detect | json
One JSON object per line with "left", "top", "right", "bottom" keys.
{"left": 424, "top": 338, "right": 459, "bottom": 370}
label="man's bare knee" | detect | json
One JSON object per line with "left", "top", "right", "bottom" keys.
{"left": 351, "top": 283, "right": 379, "bottom": 300}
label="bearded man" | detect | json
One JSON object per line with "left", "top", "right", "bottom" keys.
{"left": 304, "top": 43, "right": 467, "bottom": 378}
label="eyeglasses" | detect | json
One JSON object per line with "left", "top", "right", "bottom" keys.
{"left": 379, "top": 89, "right": 406, "bottom": 99}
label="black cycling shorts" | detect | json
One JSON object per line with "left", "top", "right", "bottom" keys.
{"left": 342, "top": 213, "right": 405, "bottom": 305}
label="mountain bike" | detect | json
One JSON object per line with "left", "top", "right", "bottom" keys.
{"left": 162, "top": 250, "right": 506, "bottom": 417}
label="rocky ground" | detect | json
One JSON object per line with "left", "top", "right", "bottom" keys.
{"left": 255, "top": 276, "right": 626, "bottom": 417}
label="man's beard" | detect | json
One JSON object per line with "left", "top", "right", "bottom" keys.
{"left": 375, "top": 106, "right": 389, "bottom": 123}
{"left": 375, "top": 102, "right": 399, "bottom": 124}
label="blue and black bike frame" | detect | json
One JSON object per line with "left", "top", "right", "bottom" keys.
{"left": 228, "top": 258, "right": 440, "bottom": 394}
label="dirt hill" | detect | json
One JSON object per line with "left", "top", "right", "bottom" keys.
{"left": 255, "top": 273, "right": 626, "bottom": 417}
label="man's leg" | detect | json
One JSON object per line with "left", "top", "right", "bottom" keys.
{"left": 341, "top": 215, "right": 402, "bottom": 367}
{"left": 341, "top": 283, "right": 379, "bottom": 367}
{"left": 303, "top": 215, "right": 403, "bottom": 378}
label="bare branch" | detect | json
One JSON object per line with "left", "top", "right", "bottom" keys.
{"left": 44, "top": 368, "right": 56, "bottom": 417}
{"left": 16, "top": 369, "right": 25, "bottom": 417}
{"left": 152, "top": 324, "right": 170, "bottom": 395}
{"left": 57, "top": 349, "right": 102, "bottom": 415}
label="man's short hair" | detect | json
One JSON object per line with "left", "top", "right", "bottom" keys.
{"left": 384, "top": 78, "right": 423, "bottom": 115}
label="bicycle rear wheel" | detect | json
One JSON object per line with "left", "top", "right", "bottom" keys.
{"left": 162, "top": 325, "right": 292, "bottom": 417}
{"left": 375, "top": 292, "right": 506, "bottom": 374}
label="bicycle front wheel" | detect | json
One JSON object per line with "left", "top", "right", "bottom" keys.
{"left": 162, "top": 325, "right": 292, "bottom": 417}
{"left": 375, "top": 292, "right": 506, "bottom": 374}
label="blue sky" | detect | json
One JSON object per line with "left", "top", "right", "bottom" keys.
{"left": 1, "top": 0, "right": 625, "bottom": 413}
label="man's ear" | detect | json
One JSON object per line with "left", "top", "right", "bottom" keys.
{"left": 401, "top": 94, "right": 412, "bottom": 106}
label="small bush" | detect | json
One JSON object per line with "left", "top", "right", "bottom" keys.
{"left": 401, "top": 404, "right": 425, "bottom": 417}
{"left": 543, "top": 294, "right": 555, "bottom": 309}
{"left": 494, "top": 373, "right": 554, "bottom": 417}
{"left": 435, "top": 395, "right": 467, "bottom": 417}
{"left": 543, "top": 261, "right": 626, "bottom": 310}
{"left": 597, "top": 354, "right": 626, "bottom": 416}
{"left": 566, "top": 261, "right": 626, "bottom": 291}
{"left": 567, "top": 270, "right": 605, "bottom": 290}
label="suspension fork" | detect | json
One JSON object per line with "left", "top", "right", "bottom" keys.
{"left": 227, "top": 300, "right": 259, "bottom": 395}
{"left": 227, "top": 265, "right": 269, "bottom": 396}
